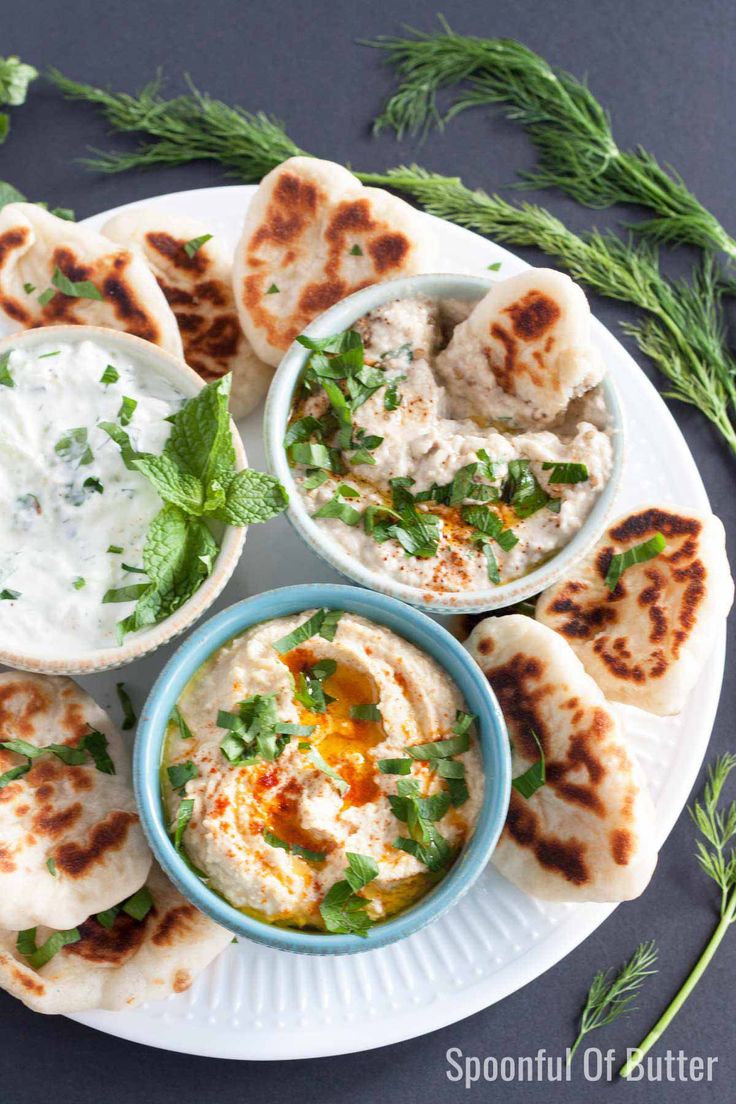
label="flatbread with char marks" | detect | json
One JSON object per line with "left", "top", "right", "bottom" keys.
{"left": 436, "top": 268, "right": 605, "bottom": 427}
{"left": 103, "top": 208, "right": 272, "bottom": 418}
{"left": 466, "top": 615, "right": 657, "bottom": 902}
{"left": 536, "top": 506, "right": 734, "bottom": 715}
{"left": 0, "top": 203, "right": 182, "bottom": 354}
{"left": 233, "top": 156, "right": 438, "bottom": 366}
{"left": 0, "top": 673, "right": 151, "bottom": 930}
{"left": 0, "top": 862, "right": 231, "bottom": 1013}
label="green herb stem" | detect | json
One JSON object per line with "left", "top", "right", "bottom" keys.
{"left": 366, "top": 21, "right": 736, "bottom": 260}
{"left": 620, "top": 892, "right": 736, "bottom": 1078}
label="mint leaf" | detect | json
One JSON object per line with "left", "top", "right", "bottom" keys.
{"left": 170, "top": 705, "right": 194, "bottom": 740}
{"left": 16, "top": 926, "right": 80, "bottom": 969}
{"left": 511, "top": 730, "right": 546, "bottom": 799}
{"left": 212, "top": 468, "right": 288, "bottom": 525}
{"left": 272, "top": 609, "right": 343, "bottom": 654}
{"left": 121, "top": 885, "right": 154, "bottom": 920}
{"left": 167, "top": 760, "right": 197, "bottom": 791}
{"left": 307, "top": 745, "right": 348, "bottom": 795}
{"left": 541, "top": 461, "right": 589, "bottom": 484}
{"left": 50, "top": 266, "right": 102, "bottom": 301}
{"left": 173, "top": 798, "right": 194, "bottom": 849}
{"left": 262, "top": 829, "right": 326, "bottom": 863}
{"left": 319, "top": 854, "right": 379, "bottom": 936}
{"left": 343, "top": 852, "right": 379, "bottom": 892}
{"left": 604, "top": 532, "right": 667, "bottom": 591}
{"left": 184, "top": 233, "right": 213, "bottom": 258}
{"left": 132, "top": 454, "right": 204, "bottom": 514}
{"left": 0, "top": 181, "right": 24, "bottom": 209}
{"left": 164, "top": 375, "right": 234, "bottom": 487}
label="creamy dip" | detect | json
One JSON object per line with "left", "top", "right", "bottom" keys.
{"left": 287, "top": 296, "right": 613, "bottom": 596}
{"left": 0, "top": 337, "right": 185, "bottom": 653}
{"left": 163, "top": 611, "right": 483, "bottom": 931}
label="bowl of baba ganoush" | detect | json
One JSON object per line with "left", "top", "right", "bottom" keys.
{"left": 0, "top": 326, "right": 248, "bottom": 674}
{"left": 134, "top": 584, "right": 511, "bottom": 954}
{"left": 265, "top": 272, "right": 624, "bottom": 613}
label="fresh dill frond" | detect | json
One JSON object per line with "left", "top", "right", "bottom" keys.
{"left": 367, "top": 21, "right": 736, "bottom": 259}
{"left": 48, "top": 75, "right": 736, "bottom": 454}
{"left": 360, "top": 166, "right": 736, "bottom": 454}
{"left": 568, "top": 941, "right": 658, "bottom": 1066}
{"left": 621, "top": 756, "right": 736, "bottom": 1078}
{"left": 48, "top": 70, "right": 304, "bottom": 180}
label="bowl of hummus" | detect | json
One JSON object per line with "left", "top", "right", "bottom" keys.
{"left": 135, "top": 584, "right": 511, "bottom": 954}
{"left": 0, "top": 325, "right": 248, "bottom": 674}
{"left": 265, "top": 273, "right": 623, "bottom": 613}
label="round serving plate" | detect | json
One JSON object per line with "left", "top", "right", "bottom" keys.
{"left": 0, "top": 185, "right": 723, "bottom": 1060}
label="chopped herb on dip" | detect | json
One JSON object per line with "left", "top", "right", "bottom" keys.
{"left": 161, "top": 611, "right": 482, "bottom": 934}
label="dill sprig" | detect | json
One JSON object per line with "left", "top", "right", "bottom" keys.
{"left": 568, "top": 941, "right": 658, "bottom": 1066}
{"left": 361, "top": 166, "right": 736, "bottom": 454}
{"left": 621, "top": 756, "right": 736, "bottom": 1077}
{"left": 49, "top": 74, "right": 736, "bottom": 454}
{"left": 48, "top": 70, "right": 304, "bottom": 179}
{"left": 367, "top": 20, "right": 736, "bottom": 259}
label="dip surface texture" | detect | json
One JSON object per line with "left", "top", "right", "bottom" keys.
{"left": 288, "top": 296, "right": 613, "bottom": 595}
{"left": 163, "top": 611, "right": 483, "bottom": 930}
{"left": 0, "top": 337, "right": 185, "bottom": 652}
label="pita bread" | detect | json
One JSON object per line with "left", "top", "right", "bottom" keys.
{"left": 0, "top": 203, "right": 182, "bottom": 354}
{"left": 102, "top": 208, "right": 272, "bottom": 418}
{"left": 233, "top": 156, "right": 438, "bottom": 366}
{"left": 435, "top": 268, "right": 605, "bottom": 427}
{"left": 0, "top": 862, "right": 231, "bottom": 1013}
{"left": 0, "top": 673, "right": 151, "bottom": 930}
{"left": 466, "top": 615, "right": 657, "bottom": 902}
{"left": 536, "top": 505, "right": 734, "bottom": 716}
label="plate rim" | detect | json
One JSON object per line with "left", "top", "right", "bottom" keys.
{"left": 64, "top": 183, "right": 724, "bottom": 1060}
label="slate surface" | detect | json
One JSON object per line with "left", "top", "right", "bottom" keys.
{"left": 1, "top": 1, "right": 734, "bottom": 1100}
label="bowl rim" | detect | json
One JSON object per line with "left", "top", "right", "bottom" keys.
{"left": 0, "top": 325, "right": 247, "bottom": 675}
{"left": 263, "top": 272, "right": 625, "bottom": 614}
{"left": 133, "top": 583, "right": 511, "bottom": 956}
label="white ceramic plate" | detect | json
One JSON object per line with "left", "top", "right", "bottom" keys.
{"left": 5, "top": 186, "right": 723, "bottom": 1060}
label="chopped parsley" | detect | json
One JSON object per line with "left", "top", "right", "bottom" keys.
{"left": 217, "top": 693, "right": 294, "bottom": 764}
{"left": 107, "top": 544, "right": 123, "bottom": 554}
{"left": 115, "top": 682, "right": 136, "bottom": 730}
{"left": 100, "top": 364, "right": 119, "bottom": 385}
{"left": 16, "top": 926, "right": 80, "bottom": 969}
{"left": 604, "top": 532, "right": 667, "bottom": 591}
{"left": 541, "top": 461, "right": 589, "bottom": 484}
{"left": 271, "top": 608, "right": 343, "bottom": 654}
{"left": 262, "top": 829, "right": 326, "bottom": 863}
{"left": 183, "top": 233, "right": 213, "bottom": 258}
{"left": 0, "top": 349, "right": 13, "bottom": 387}
{"left": 511, "top": 731, "right": 546, "bottom": 799}
{"left": 319, "top": 852, "right": 379, "bottom": 936}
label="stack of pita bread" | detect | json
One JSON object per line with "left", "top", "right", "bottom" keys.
{"left": 0, "top": 673, "right": 231, "bottom": 1014}
{"left": 466, "top": 505, "right": 732, "bottom": 903}
{"left": 0, "top": 157, "right": 437, "bottom": 418}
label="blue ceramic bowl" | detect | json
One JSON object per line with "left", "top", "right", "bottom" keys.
{"left": 264, "top": 273, "right": 624, "bottom": 615}
{"left": 134, "top": 584, "right": 511, "bottom": 955}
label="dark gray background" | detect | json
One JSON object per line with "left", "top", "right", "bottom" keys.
{"left": 1, "top": 0, "right": 734, "bottom": 1100}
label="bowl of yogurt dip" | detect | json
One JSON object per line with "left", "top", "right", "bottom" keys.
{"left": 134, "top": 584, "right": 511, "bottom": 954}
{"left": 265, "top": 272, "right": 624, "bottom": 613}
{"left": 0, "top": 326, "right": 247, "bottom": 674}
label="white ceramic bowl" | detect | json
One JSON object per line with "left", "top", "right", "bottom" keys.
{"left": 264, "top": 273, "right": 624, "bottom": 614}
{"left": 0, "top": 326, "right": 247, "bottom": 675}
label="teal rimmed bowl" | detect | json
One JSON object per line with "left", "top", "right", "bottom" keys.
{"left": 263, "top": 272, "right": 624, "bottom": 614}
{"left": 134, "top": 584, "right": 511, "bottom": 955}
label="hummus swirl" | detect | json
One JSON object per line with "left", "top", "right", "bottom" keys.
{"left": 163, "top": 612, "right": 483, "bottom": 930}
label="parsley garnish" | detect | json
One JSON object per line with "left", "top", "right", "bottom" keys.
{"left": 511, "top": 730, "right": 546, "bottom": 799}
{"left": 262, "top": 829, "right": 326, "bottom": 863}
{"left": 217, "top": 693, "right": 293, "bottom": 764}
{"left": 100, "top": 364, "right": 119, "bottom": 385}
{"left": 272, "top": 608, "right": 343, "bottom": 653}
{"left": 604, "top": 532, "right": 667, "bottom": 591}
{"left": 115, "top": 682, "right": 136, "bottom": 730}
{"left": 16, "top": 926, "right": 80, "bottom": 968}
{"left": 0, "top": 349, "right": 13, "bottom": 387}
{"left": 541, "top": 461, "right": 589, "bottom": 484}
{"left": 183, "top": 233, "right": 212, "bottom": 258}
{"left": 319, "top": 852, "right": 379, "bottom": 936}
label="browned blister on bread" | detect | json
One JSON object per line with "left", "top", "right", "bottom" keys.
{"left": 536, "top": 506, "right": 733, "bottom": 715}
{"left": 466, "top": 615, "right": 657, "bottom": 902}
{"left": 0, "top": 204, "right": 182, "bottom": 353}
{"left": 0, "top": 673, "right": 151, "bottom": 930}
{"left": 103, "top": 208, "right": 271, "bottom": 417}
{"left": 233, "top": 157, "right": 438, "bottom": 366}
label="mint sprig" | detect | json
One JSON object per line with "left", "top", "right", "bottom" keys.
{"left": 319, "top": 852, "right": 379, "bottom": 936}
{"left": 102, "top": 375, "right": 288, "bottom": 641}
